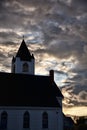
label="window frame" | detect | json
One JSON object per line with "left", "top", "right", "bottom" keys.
{"left": 1, "top": 111, "right": 8, "bottom": 129}
{"left": 22, "top": 63, "right": 29, "bottom": 72}
{"left": 42, "top": 112, "right": 48, "bottom": 129}
{"left": 23, "top": 111, "right": 30, "bottom": 128}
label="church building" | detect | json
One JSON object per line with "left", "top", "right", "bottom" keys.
{"left": 0, "top": 39, "right": 64, "bottom": 130}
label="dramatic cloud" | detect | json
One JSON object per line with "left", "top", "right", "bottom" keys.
{"left": 0, "top": 0, "right": 87, "bottom": 116}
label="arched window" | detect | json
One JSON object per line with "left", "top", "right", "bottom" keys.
{"left": 22, "top": 63, "right": 29, "bottom": 72}
{"left": 42, "top": 112, "right": 48, "bottom": 128}
{"left": 23, "top": 111, "right": 30, "bottom": 128}
{"left": 1, "top": 111, "right": 8, "bottom": 129}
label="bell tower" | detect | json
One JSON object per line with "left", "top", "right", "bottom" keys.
{"left": 11, "top": 38, "right": 35, "bottom": 75}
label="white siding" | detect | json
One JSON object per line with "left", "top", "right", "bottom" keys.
{"left": 0, "top": 107, "right": 63, "bottom": 130}
{"left": 14, "top": 57, "right": 35, "bottom": 75}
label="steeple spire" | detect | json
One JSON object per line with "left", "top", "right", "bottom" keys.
{"left": 11, "top": 38, "right": 35, "bottom": 74}
{"left": 16, "top": 39, "right": 33, "bottom": 61}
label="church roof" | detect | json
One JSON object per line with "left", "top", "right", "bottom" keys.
{"left": 0, "top": 72, "right": 62, "bottom": 107}
{"left": 16, "top": 39, "right": 34, "bottom": 61}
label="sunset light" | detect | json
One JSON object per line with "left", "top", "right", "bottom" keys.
{"left": 0, "top": 0, "right": 87, "bottom": 118}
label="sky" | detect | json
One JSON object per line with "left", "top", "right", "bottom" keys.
{"left": 0, "top": 0, "right": 87, "bottom": 117}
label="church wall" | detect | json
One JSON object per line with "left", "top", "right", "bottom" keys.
{"left": 0, "top": 107, "right": 63, "bottom": 130}
{"left": 57, "top": 109, "right": 64, "bottom": 130}
{"left": 14, "top": 57, "right": 21, "bottom": 73}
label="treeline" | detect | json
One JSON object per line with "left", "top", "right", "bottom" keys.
{"left": 73, "top": 124, "right": 87, "bottom": 130}
{"left": 73, "top": 116, "right": 87, "bottom": 130}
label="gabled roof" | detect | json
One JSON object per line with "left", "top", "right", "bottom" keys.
{"left": 51, "top": 82, "right": 64, "bottom": 98}
{"left": 0, "top": 72, "right": 62, "bottom": 107}
{"left": 16, "top": 39, "right": 34, "bottom": 61}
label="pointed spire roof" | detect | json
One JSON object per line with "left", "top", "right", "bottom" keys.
{"left": 16, "top": 39, "right": 34, "bottom": 61}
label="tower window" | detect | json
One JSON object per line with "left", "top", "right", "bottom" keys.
{"left": 23, "top": 111, "right": 30, "bottom": 128}
{"left": 22, "top": 63, "right": 29, "bottom": 72}
{"left": 42, "top": 112, "right": 48, "bottom": 128}
{"left": 1, "top": 111, "right": 8, "bottom": 129}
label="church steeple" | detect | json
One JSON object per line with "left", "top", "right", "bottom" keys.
{"left": 16, "top": 39, "right": 33, "bottom": 61}
{"left": 11, "top": 38, "right": 35, "bottom": 75}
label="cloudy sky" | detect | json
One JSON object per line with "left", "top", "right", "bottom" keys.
{"left": 0, "top": 0, "right": 87, "bottom": 116}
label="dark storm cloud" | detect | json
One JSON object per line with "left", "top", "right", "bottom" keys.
{"left": 61, "top": 85, "right": 87, "bottom": 107}
{"left": 71, "top": 0, "right": 87, "bottom": 7}
{"left": 35, "top": 41, "right": 86, "bottom": 60}
{"left": 0, "top": 31, "right": 19, "bottom": 43}
{"left": 0, "top": 0, "right": 86, "bottom": 42}
{"left": 0, "top": 0, "right": 86, "bottom": 58}
{"left": 0, "top": 0, "right": 38, "bottom": 29}
{"left": 0, "top": 52, "right": 7, "bottom": 59}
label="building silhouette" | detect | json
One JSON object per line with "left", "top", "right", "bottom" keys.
{"left": 0, "top": 39, "right": 64, "bottom": 130}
